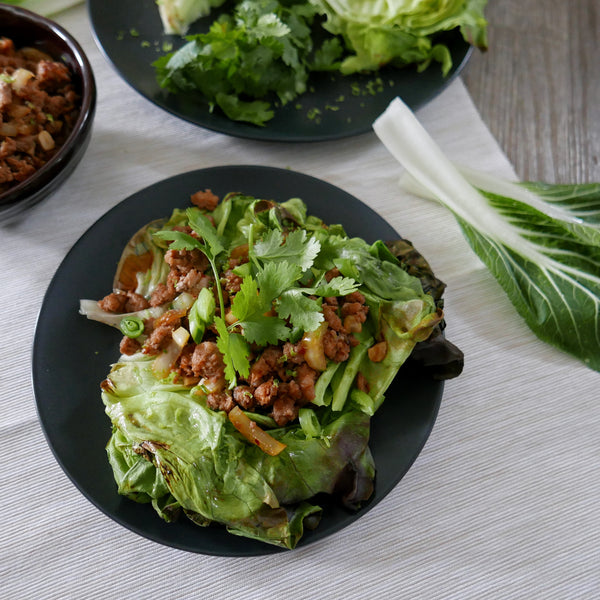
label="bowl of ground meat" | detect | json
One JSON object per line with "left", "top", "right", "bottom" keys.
{"left": 0, "top": 5, "right": 96, "bottom": 222}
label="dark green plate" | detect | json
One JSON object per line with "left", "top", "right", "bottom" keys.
{"left": 88, "top": 0, "right": 472, "bottom": 142}
{"left": 33, "top": 166, "right": 443, "bottom": 555}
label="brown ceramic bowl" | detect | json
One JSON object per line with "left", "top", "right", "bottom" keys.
{"left": 0, "top": 4, "right": 96, "bottom": 223}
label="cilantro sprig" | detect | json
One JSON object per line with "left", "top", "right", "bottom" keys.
{"left": 154, "top": 206, "right": 358, "bottom": 389}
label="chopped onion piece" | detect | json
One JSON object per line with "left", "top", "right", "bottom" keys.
{"left": 12, "top": 68, "right": 34, "bottom": 91}
{"left": 228, "top": 406, "right": 287, "bottom": 456}
{"left": 301, "top": 321, "right": 328, "bottom": 371}
{"left": 38, "top": 130, "right": 55, "bottom": 151}
{"left": 171, "top": 292, "right": 195, "bottom": 312}
{"left": 152, "top": 326, "right": 189, "bottom": 378}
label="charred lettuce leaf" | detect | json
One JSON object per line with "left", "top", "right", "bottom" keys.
{"left": 102, "top": 357, "right": 374, "bottom": 548}
{"left": 385, "top": 238, "right": 465, "bottom": 380}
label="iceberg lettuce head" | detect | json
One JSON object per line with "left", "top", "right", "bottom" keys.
{"left": 310, "top": 0, "right": 488, "bottom": 74}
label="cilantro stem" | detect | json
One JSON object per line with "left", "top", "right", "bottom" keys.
{"left": 207, "top": 257, "right": 226, "bottom": 320}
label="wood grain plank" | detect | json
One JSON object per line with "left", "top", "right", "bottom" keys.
{"left": 462, "top": 0, "right": 600, "bottom": 183}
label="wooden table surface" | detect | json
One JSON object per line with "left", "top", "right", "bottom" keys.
{"left": 462, "top": 0, "right": 599, "bottom": 183}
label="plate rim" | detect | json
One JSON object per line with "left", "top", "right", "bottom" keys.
{"left": 87, "top": 0, "right": 473, "bottom": 142}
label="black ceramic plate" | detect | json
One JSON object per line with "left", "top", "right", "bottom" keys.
{"left": 33, "top": 165, "right": 443, "bottom": 555}
{"left": 88, "top": 0, "right": 472, "bottom": 142}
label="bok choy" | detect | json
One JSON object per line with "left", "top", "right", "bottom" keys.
{"left": 373, "top": 97, "right": 600, "bottom": 372}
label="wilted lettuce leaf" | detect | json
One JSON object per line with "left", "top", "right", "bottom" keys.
{"left": 102, "top": 357, "right": 375, "bottom": 548}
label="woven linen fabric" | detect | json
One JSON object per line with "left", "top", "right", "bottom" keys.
{"left": 1, "top": 5, "right": 598, "bottom": 600}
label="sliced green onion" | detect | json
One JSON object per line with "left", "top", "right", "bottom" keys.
{"left": 189, "top": 287, "right": 216, "bottom": 343}
{"left": 298, "top": 408, "right": 321, "bottom": 439}
{"left": 312, "top": 361, "right": 340, "bottom": 406}
{"left": 350, "top": 388, "right": 376, "bottom": 416}
{"left": 119, "top": 316, "right": 145, "bottom": 338}
{"left": 331, "top": 338, "right": 372, "bottom": 412}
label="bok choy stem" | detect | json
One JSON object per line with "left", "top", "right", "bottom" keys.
{"left": 373, "top": 99, "right": 552, "bottom": 268}
{"left": 373, "top": 97, "right": 600, "bottom": 371}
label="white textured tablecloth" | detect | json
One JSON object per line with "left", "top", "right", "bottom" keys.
{"left": 2, "top": 5, "right": 599, "bottom": 599}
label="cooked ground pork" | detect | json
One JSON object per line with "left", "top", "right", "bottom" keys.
{"left": 98, "top": 290, "right": 150, "bottom": 313}
{"left": 97, "top": 190, "right": 373, "bottom": 427}
{"left": 190, "top": 188, "right": 219, "bottom": 211}
{"left": 0, "top": 38, "right": 80, "bottom": 193}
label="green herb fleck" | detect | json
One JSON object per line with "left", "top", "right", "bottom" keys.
{"left": 307, "top": 107, "right": 321, "bottom": 122}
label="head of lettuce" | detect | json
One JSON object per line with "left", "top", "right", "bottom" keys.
{"left": 310, "top": 0, "right": 488, "bottom": 75}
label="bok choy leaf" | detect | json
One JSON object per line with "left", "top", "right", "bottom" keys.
{"left": 373, "top": 97, "right": 600, "bottom": 372}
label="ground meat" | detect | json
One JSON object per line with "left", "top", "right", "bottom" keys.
{"left": 0, "top": 136, "right": 17, "bottom": 158}
{"left": 296, "top": 363, "right": 317, "bottom": 403}
{"left": 324, "top": 268, "right": 341, "bottom": 282}
{"left": 142, "top": 325, "right": 174, "bottom": 355}
{"left": 323, "top": 304, "right": 344, "bottom": 332}
{"left": 233, "top": 385, "right": 255, "bottom": 410}
{"left": 190, "top": 189, "right": 219, "bottom": 211}
{"left": 191, "top": 341, "right": 226, "bottom": 382}
{"left": 272, "top": 396, "right": 299, "bottom": 427}
{"left": 282, "top": 341, "right": 305, "bottom": 365}
{"left": 153, "top": 247, "right": 212, "bottom": 299}
{"left": 165, "top": 248, "right": 209, "bottom": 275}
{"left": 36, "top": 60, "right": 71, "bottom": 89}
{"left": 0, "top": 80, "right": 11, "bottom": 109}
{"left": 149, "top": 281, "right": 177, "bottom": 307}
{"left": 119, "top": 336, "right": 141, "bottom": 356}
{"left": 248, "top": 346, "right": 284, "bottom": 386}
{"left": 344, "top": 291, "right": 365, "bottom": 304}
{"left": 323, "top": 329, "right": 351, "bottom": 363}
{"left": 0, "top": 38, "right": 80, "bottom": 194}
{"left": 125, "top": 291, "right": 150, "bottom": 312}
{"left": 278, "top": 380, "right": 303, "bottom": 402}
{"left": 254, "top": 378, "right": 279, "bottom": 407}
{"left": 341, "top": 297, "right": 368, "bottom": 321}
{"left": 206, "top": 391, "right": 235, "bottom": 412}
{"left": 222, "top": 269, "right": 243, "bottom": 294}
{"left": 176, "top": 344, "right": 196, "bottom": 378}
{"left": 142, "top": 309, "right": 184, "bottom": 355}
{"left": 98, "top": 290, "right": 150, "bottom": 313}
{"left": 175, "top": 269, "right": 211, "bottom": 295}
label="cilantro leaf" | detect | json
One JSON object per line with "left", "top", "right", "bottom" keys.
{"left": 230, "top": 276, "right": 264, "bottom": 322}
{"left": 153, "top": 229, "right": 202, "bottom": 251}
{"left": 311, "top": 275, "right": 359, "bottom": 297}
{"left": 153, "top": 0, "right": 319, "bottom": 126}
{"left": 276, "top": 290, "right": 323, "bottom": 332}
{"left": 186, "top": 207, "right": 225, "bottom": 258}
{"left": 241, "top": 314, "right": 290, "bottom": 346}
{"left": 230, "top": 272, "right": 291, "bottom": 346}
{"left": 215, "top": 316, "right": 250, "bottom": 386}
{"left": 255, "top": 260, "right": 302, "bottom": 301}
{"left": 253, "top": 229, "right": 320, "bottom": 271}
